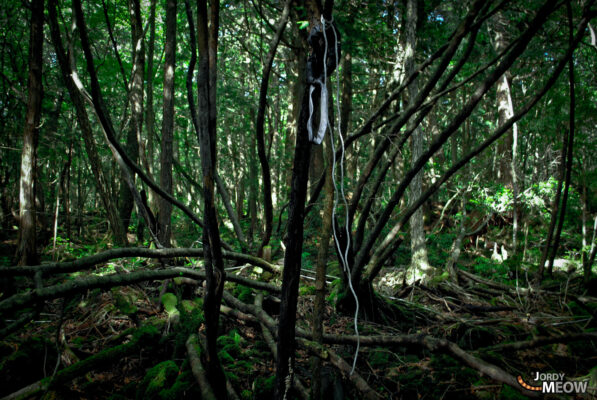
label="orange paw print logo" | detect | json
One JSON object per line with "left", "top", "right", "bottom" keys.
{"left": 517, "top": 375, "right": 542, "bottom": 391}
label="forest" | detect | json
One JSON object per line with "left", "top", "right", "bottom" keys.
{"left": 0, "top": 0, "right": 596, "bottom": 398}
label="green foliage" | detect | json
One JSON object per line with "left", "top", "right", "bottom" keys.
{"left": 299, "top": 285, "right": 316, "bottom": 295}
{"left": 326, "top": 278, "right": 343, "bottom": 304}
{"left": 469, "top": 185, "right": 513, "bottom": 214}
{"left": 472, "top": 256, "right": 510, "bottom": 281}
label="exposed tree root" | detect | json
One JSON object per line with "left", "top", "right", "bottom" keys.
{"left": 186, "top": 334, "right": 217, "bottom": 400}
{"left": 222, "top": 289, "right": 545, "bottom": 398}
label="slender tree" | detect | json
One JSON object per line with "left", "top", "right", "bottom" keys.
{"left": 15, "top": 0, "right": 44, "bottom": 266}
{"left": 196, "top": 0, "right": 227, "bottom": 397}
{"left": 158, "top": 0, "right": 176, "bottom": 247}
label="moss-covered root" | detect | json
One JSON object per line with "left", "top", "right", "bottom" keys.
{"left": 185, "top": 334, "right": 217, "bottom": 400}
{"left": 0, "top": 325, "right": 161, "bottom": 400}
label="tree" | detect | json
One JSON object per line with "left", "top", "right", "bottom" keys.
{"left": 158, "top": 0, "right": 176, "bottom": 247}
{"left": 15, "top": 0, "right": 44, "bottom": 266}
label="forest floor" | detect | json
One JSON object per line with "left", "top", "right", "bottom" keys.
{"left": 0, "top": 237, "right": 596, "bottom": 400}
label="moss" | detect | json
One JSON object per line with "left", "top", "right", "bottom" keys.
{"left": 171, "top": 301, "right": 204, "bottom": 357}
{"left": 233, "top": 284, "right": 254, "bottom": 303}
{"left": 136, "top": 360, "right": 179, "bottom": 400}
{"left": 252, "top": 375, "right": 276, "bottom": 399}
{"left": 158, "top": 360, "right": 200, "bottom": 400}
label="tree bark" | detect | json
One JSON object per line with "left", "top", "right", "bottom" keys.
{"left": 196, "top": 0, "right": 227, "bottom": 397}
{"left": 403, "top": 0, "right": 431, "bottom": 283}
{"left": 158, "top": 0, "right": 176, "bottom": 247}
{"left": 275, "top": 0, "right": 339, "bottom": 392}
{"left": 311, "top": 129, "right": 334, "bottom": 400}
{"left": 144, "top": 0, "right": 157, "bottom": 210}
{"left": 489, "top": 11, "right": 514, "bottom": 186}
{"left": 15, "top": 0, "right": 44, "bottom": 266}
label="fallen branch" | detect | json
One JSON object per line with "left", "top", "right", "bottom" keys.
{"left": 321, "top": 333, "right": 537, "bottom": 397}
{"left": 0, "top": 267, "right": 280, "bottom": 317}
{"left": 223, "top": 290, "right": 539, "bottom": 398}
{"left": 0, "top": 247, "right": 280, "bottom": 277}
{"left": 479, "top": 332, "right": 597, "bottom": 353}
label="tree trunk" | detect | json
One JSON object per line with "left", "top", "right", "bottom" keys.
{"left": 275, "top": 0, "right": 339, "bottom": 394}
{"left": 284, "top": 27, "right": 307, "bottom": 192}
{"left": 15, "top": 0, "right": 44, "bottom": 266}
{"left": 145, "top": 0, "right": 157, "bottom": 210}
{"left": 490, "top": 11, "right": 521, "bottom": 253}
{"left": 403, "top": 0, "right": 431, "bottom": 283}
{"left": 196, "top": 0, "right": 227, "bottom": 397}
{"left": 118, "top": 0, "right": 144, "bottom": 235}
{"left": 275, "top": 85, "right": 312, "bottom": 400}
{"left": 489, "top": 12, "right": 514, "bottom": 186}
{"left": 340, "top": 50, "right": 354, "bottom": 182}
{"left": 547, "top": 4, "right": 575, "bottom": 277}
{"left": 311, "top": 123, "right": 334, "bottom": 400}
{"left": 158, "top": 0, "right": 176, "bottom": 247}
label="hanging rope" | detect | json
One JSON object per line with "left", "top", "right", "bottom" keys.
{"left": 314, "top": 15, "right": 361, "bottom": 375}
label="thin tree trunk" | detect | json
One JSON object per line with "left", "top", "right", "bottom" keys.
{"left": 248, "top": 118, "right": 258, "bottom": 243}
{"left": 118, "top": 0, "right": 144, "bottom": 235}
{"left": 403, "top": 0, "right": 431, "bottom": 283}
{"left": 196, "top": 0, "right": 227, "bottom": 397}
{"left": 16, "top": 0, "right": 44, "bottom": 266}
{"left": 340, "top": 50, "right": 353, "bottom": 182}
{"left": 490, "top": 12, "right": 514, "bottom": 186}
{"left": 48, "top": 0, "right": 127, "bottom": 247}
{"left": 547, "top": 3, "right": 575, "bottom": 277}
{"left": 311, "top": 123, "right": 334, "bottom": 400}
{"left": 145, "top": 0, "right": 157, "bottom": 209}
{"left": 158, "top": 0, "right": 176, "bottom": 247}
{"left": 275, "top": 0, "right": 338, "bottom": 394}
{"left": 255, "top": 0, "right": 292, "bottom": 255}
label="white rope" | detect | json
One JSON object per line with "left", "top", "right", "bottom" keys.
{"left": 320, "top": 15, "right": 360, "bottom": 375}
